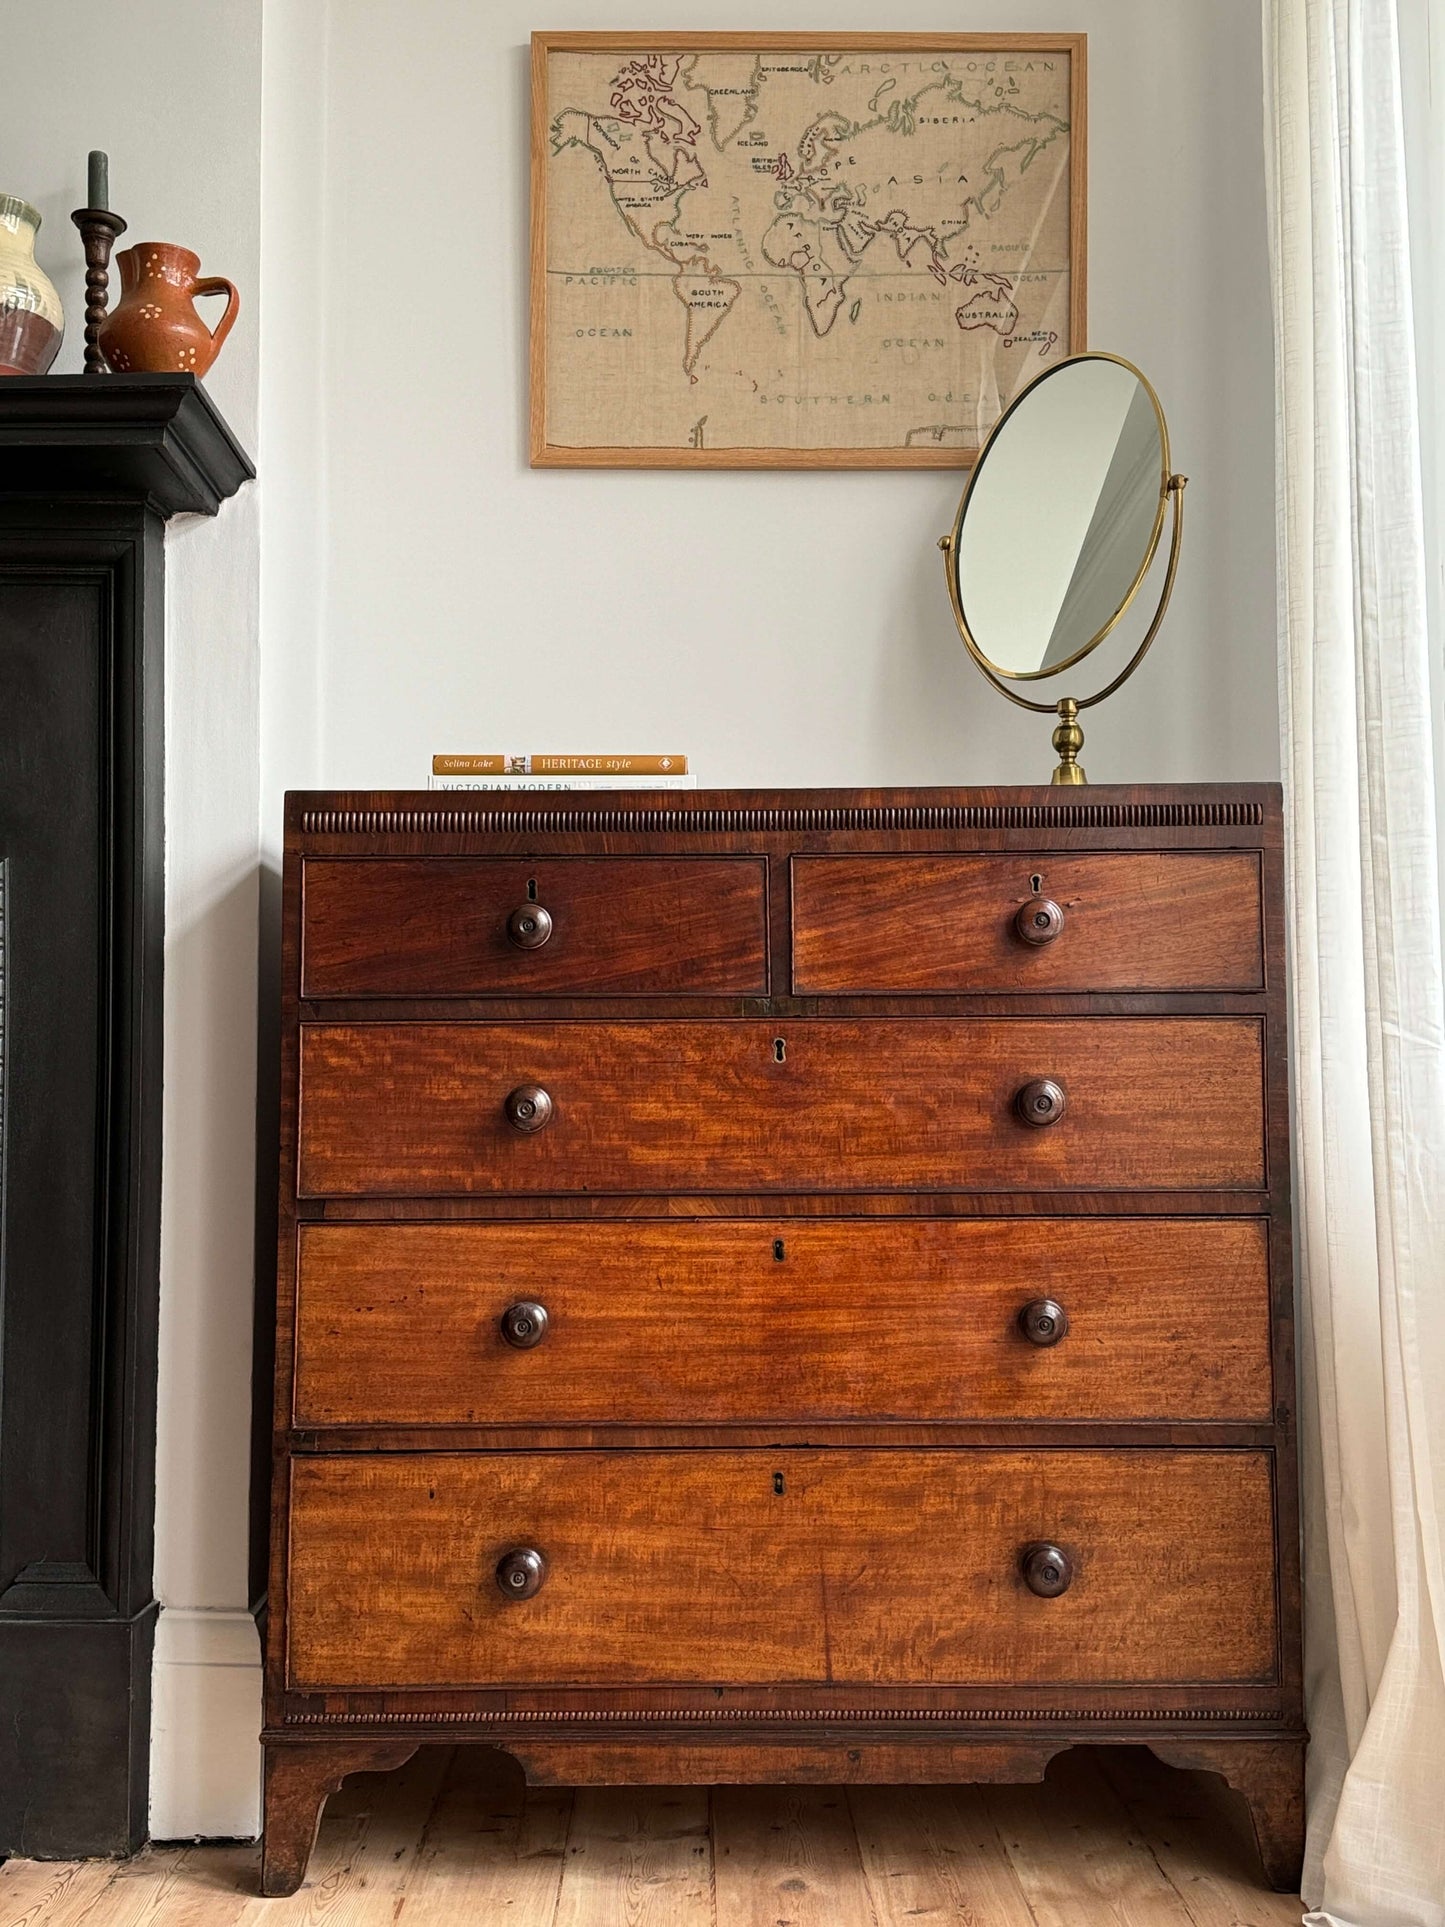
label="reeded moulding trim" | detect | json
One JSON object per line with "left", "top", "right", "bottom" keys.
{"left": 300, "top": 801, "right": 1264, "bottom": 838}
{"left": 284, "top": 1705, "right": 1283, "bottom": 1728}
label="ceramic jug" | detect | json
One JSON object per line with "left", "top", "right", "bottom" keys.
{"left": 99, "top": 242, "right": 239, "bottom": 376}
{"left": 0, "top": 195, "right": 64, "bottom": 375}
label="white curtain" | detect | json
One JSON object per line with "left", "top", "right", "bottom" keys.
{"left": 1263, "top": 0, "right": 1445, "bottom": 1922}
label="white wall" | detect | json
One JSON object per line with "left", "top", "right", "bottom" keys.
{"left": 10, "top": 0, "right": 1280, "bottom": 1846}
{"left": 2, "top": 0, "right": 265, "bottom": 1841}
{"left": 261, "top": 0, "right": 1277, "bottom": 834}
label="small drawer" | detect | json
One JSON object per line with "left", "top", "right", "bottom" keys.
{"left": 285, "top": 1448, "right": 1280, "bottom": 1689}
{"left": 300, "top": 857, "right": 768, "bottom": 997}
{"left": 293, "top": 1217, "right": 1274, "bottom": 1428}
{"left": 296, "top": 1017, "right": 1267, "bottom": 1197}
{"left": 791, "top": 852, "right": 1264, "bottom": 993}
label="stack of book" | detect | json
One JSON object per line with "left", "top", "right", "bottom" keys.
{"left": 429, "top": 754, "right": 694, "bottom": 792}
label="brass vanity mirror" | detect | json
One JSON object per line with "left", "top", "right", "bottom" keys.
{"left": 940, "top": 352, "right": 1187, "bottom": 783}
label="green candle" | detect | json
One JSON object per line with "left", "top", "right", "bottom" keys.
{"left": 87, "top": 150, "right": 108, "bottom": 211}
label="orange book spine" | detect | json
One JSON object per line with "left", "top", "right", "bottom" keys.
{"left": 432, "top": 754, "right": 688, "bottom": 776}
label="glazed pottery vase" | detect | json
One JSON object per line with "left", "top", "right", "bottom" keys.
{"left": 0, "top": 195, "right": 64, "bottom": 375}
{"left": 99, "top": 242, "right": 239, "bottom": 376}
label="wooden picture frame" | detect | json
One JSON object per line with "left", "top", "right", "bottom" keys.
{"left": 530, "top": 31, "right": 1087, "bottom": 469}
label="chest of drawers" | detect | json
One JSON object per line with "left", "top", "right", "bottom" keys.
{"left": 261, "top": 787, "right": 1304, "bottom": 1895}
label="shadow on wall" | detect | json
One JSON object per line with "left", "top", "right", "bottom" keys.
{"left": 870, "top": 514, "right": 1046, "bottom": 785}
{"left": 160, "top": 865, "right": 264, "bottom": 1603}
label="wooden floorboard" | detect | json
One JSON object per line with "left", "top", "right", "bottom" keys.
{"left": 388, "top": 1750, "right": 569, "bottom": 1926}
{"left": 1096, "top": 1749, "right": 1305, "bottom": 1927}
{"left": 0, "top": 1750, "right": 1303, "bottom": 1926}
{"left": 713, "top": 1785, "right": 879, "bottom": 1927}
{"left": 849, "top": 1782, "right": 1038, "bottom": 1924}
{"left": 551, "top": 1786, "right": 714, "bottom": 1927}
{"left": 985, "top": 1752, "right": 1202, "bottom": 1927}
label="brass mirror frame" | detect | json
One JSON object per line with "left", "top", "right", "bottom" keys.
{"left": 939, "top": 350, "right": 1188, "bottom": 784}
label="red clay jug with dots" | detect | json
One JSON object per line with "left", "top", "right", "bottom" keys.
{"left": 100, "top": 241, "right": 239, "bottom": 376}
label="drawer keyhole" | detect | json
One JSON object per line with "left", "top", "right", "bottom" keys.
{"left": 773, "top": 1472, "right": 786, "bottom": 1496}
{"left": 773, "top": 1238, "right": 786, "bottom": 1262}
{"left": 774, "top": 1038, "right": 786, "bottom": 1063}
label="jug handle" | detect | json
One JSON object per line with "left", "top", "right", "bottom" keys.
{"left": 194, "top": 277, "right": 241, "bottom": 355}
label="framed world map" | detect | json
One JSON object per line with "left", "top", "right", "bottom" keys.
{"left": 530, "top": 32, "right": 1086, "bottom": 468}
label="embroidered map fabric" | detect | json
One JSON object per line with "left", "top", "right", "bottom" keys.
{"left": 537, "top": 42, "right": 1078, "bottom": 461}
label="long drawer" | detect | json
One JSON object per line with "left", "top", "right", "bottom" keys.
{"left": 285, "top": 1449, "right": 1280, "bottom": 1689}
{"left": 296, "top": 1018, "right": 1267, "bottom": 1196}
{"left": 791, "top": 852, "right": 1264, "bottom": 993}
{"left": 292, "top": 1218, "right": 1275, "bottom": 1427}
{"left": 300, "top": 856, "right": 769, "bottom": 997}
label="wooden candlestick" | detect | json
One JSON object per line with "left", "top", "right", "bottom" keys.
{"left": 70, "top": 207, "right": 128, "bottom": 373}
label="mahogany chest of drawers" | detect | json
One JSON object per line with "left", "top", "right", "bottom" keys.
{"left": 261, "top": 786, "right": 1305, "bottom": 1895}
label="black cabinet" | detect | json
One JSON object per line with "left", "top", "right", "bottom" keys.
{"left": 0, "top": 376, "right": 252, "bottom": 1854}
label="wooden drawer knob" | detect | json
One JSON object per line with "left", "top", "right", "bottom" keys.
{"left": 1021, "top": 1542, "right": 1072, "bottom": 1598}
{"left": 504, "top": 1084, "right": 554, "bottom": 1133}
{"left": 1014, "top": 898, "right": 1065, "bottom": 946}
{"left": 1015, "top": 1077, "right": 1067, "bottom": 1127}
{"left": 507, "top": 903, "right": 553, "bottom": 949}
{"left": 495, "top": 1547, "right": 547, "bottom": 1600}
{"left": 500, "top": 1300, "right": 548, "bottom": 1348}
{"left": 1019, "top": 1298, "right": 1068, "bottom": 1346}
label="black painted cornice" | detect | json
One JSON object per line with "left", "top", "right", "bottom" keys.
{"left": 0, "top": 372, "right": 254, "bottom": 516}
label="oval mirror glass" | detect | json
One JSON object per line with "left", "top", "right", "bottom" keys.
{"left": 950, "top": 354, "right": 1168, "bottom": 680}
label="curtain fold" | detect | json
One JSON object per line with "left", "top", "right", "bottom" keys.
{"left": 1263, "top": 0, "right": 1445, "bottom": 1921}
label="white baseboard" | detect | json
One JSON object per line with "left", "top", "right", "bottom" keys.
{"left": 150, "top": 1606, "right": 264, "bottom": 1840}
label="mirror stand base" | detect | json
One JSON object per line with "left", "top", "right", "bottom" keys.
{"left": 1050, "top": 699, "right": 1087, "bottom": 784}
